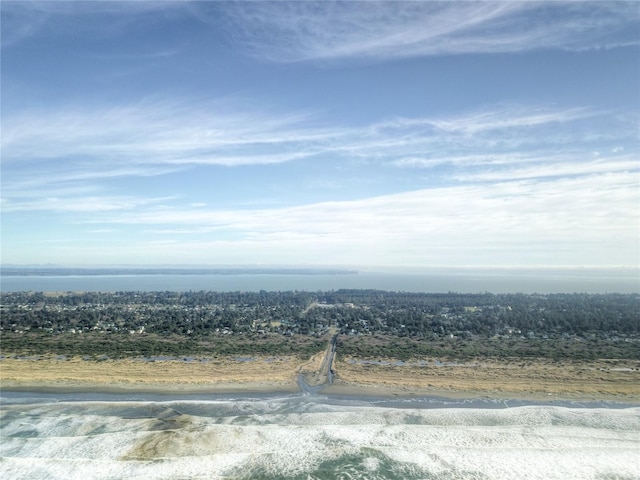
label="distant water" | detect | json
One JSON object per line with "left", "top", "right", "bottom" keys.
{"left": 1, "top": 269, "right": 638, "bottom": 293}
{"left": 1, "top": 393, "right": 638, "bottom": 480}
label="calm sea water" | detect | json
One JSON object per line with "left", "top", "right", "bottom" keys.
{"left": 1, "top": 270, "right": 638, "bottom": 293}
{"left": 1, "top": 393, "right": 638, "bottom": 480}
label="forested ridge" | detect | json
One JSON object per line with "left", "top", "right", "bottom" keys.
{"left": 1, "top": 290, "right": 638, "bottom": 360}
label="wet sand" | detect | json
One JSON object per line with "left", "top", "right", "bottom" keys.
{"left": 1, "top": 355, "right": 639, "bottom": 402}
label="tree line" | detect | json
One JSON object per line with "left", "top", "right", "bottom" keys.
{"left": 2, "top": 290, "right": 638, "bottom": 338}
{"left": 2, "top": 290, "right": 638, "bottom": 360}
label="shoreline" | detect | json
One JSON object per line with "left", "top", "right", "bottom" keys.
{"left": 2, "top": 355, "right": 639, "bottom": 405}
{"left": 2, "top": 381, "right": 639, "bottom": 408}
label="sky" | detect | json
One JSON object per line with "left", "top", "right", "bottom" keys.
{"left": 1, "top": 0, "right": 639, "bottom": 268}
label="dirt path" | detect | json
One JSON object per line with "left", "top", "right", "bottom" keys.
{"left": 301, "top": 301, "right": 319, "bottom": 316}
{"left": 297, "top": 328, "right": 338, "bottom": 393}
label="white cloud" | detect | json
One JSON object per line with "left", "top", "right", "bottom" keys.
{"left": 58, "top": 172, "right": 637, "bottom": 267}
{"left": 3, "top": 165, "right": 184, "bottom": 193}
{"left": 424, "top": 107, "right": 594, "bottom": 135}
{"left": 2, "top": 101, "right": 636, "bottom": 221}
{"left": 6, "top": 171, "right": 637, "bottom": 267}
{"left": 4, "top": 1, "right": 637, "bottom": 61}
{"left": 341, "top": 106, "right": 622, "bottom": 161}
{"left": 216, "top": 1, "right": 640, "bottom": 62}
{"left": 2, "top": 102, "right": 610, "bottom": 176}
{"left": 1, "top": 194, "right": 175, "bottom": 214}
{"left": 1, "top": 100, "right": 332, "bottom": 169}
{"left": 456, "top": 157, "right": 639, "bottom": 182}
{"left": 392, "top": 153, "right": 550, "bottom": 168}
{"left": 0, "top": 0, "right": 186, "bottom": 47}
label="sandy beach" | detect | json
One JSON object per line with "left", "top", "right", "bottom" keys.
{"left": 327, "top": 356, "right": 640, "bottom": 402}
{"left": 2, "top": 354, "right": 639, "bottom": 402}
{"left": 0, "top": 356, "right": 302, "bottom": 394}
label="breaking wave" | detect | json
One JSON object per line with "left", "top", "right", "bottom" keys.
{"left": 1, "top": 395, "right": 638, "bottom": 480}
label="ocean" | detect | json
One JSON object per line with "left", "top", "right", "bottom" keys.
{"left": 1, "top": 268, "right": 638, "bottom": 294}
{"left": 1, "top": 392, "right": 638, "bottom": 480}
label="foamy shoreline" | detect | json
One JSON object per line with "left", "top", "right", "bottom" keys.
{"left": 2, "top": 384, "right": 639, "bottom": 412}
{"left": 2, "top": 378, "right": 639, "bottom": 407}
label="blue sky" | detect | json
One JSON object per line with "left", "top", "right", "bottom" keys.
{"left": 1, "top": 1, "right": 639, "bottom": 268}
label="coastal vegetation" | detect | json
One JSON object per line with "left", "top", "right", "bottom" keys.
{"left": 1, "top": 290, "right": 638, "bottom": 361}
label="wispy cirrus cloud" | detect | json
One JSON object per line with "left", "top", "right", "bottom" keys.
{"left": 5, "top": 165, "right": 183, "bottom": 190}
{"left": 1, "top": 193, "right": 175, "bottom": 214}
{"left": 392, "top": 153, "right": 539, "bottom": 169}
{"left": 2, "top": 101, "right": 636, "bottom": 207}
{"left": 1, "top": 99, "right": 331, "bottom": 167}
{"left": 366, "top": 106, "right": 593, "bottom": 135}
{"left": 3, "top": 101, "right": 604, "bottom": 169}
{"left": 419, "top": 107, "right": 595, "bottom": 135}
{"left": 216, "top": 1, "right": 640, "bottom": 62}
{"left": 6, "top": 1, "right": 638, "bottom": 60}
{"left": 1, "top": 0, "right": 185, "bottom": 47}
{"left": 392, "top": 150, "right": 640, "bottom": 182}
{"left": 454, "top": 156, "right": 640, "bottom": 182}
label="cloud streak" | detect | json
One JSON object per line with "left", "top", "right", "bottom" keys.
{"left": 1, "top": 193, "right": 175, "bottom": 214}
{"left": 1, "top": 100, "right": 334, "bottom": 178}
{"left": 6, "top": 2, "right": 638, "bottom": 60}
{"left": 1, "top": 0, "right": 185, "bottom": 47}
{"left": 455, "top": 156, "right": 639, "bottom": 182}
{"left": 2, "top": 100, "right": 637, "bottom": 217}
{"left": 217, "top": 1, "right": 640, "bottom": 62}
{"left": 1, "top": 102, "right": 623, "bottom": 168}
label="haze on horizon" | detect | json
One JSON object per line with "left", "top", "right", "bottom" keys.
{"left": 1, "top": 1, "right": 639, "bottom": 268}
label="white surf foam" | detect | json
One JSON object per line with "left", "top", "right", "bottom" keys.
{"left": 1, "top": 402, "right": 638, "bottom": 480}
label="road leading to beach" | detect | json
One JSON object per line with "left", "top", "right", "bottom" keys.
{"left": 298, "top": 328, "right": 338, "bottom": 394}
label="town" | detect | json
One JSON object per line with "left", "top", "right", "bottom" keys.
{"left": 1, "top": 290, "right": 638, "bottom": 362}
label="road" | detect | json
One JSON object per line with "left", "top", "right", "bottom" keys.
{"left": 297, "top": 328, "right": 338, "bottom": 395}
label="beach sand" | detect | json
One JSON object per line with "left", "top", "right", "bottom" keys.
{"left": 1, "top": 354, "right": 639, "bottom": 402}
{"left": 327, "top": 356, "right": 640, "bottom": 402}
{"left": 0, "top": 356, "right": 301, "bottom": 394}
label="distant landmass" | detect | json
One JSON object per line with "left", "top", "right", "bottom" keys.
{"left": 0, "top": 267, "right": 359, "bottom": 277}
